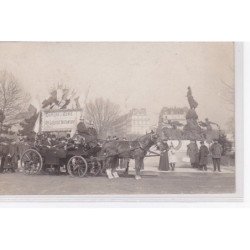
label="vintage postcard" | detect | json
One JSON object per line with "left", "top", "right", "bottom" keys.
{"left": 0, "top": 42, "right": 242, "bottom": 201}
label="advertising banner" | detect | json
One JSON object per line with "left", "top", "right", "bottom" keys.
{"left": 41, "top": 109, "right": 82, "bottom": 132}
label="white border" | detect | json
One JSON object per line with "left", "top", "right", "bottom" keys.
{"left": 235, "top": 43, "right": 244, "bottom": 198}
{"left": 0, "top": 2, "right": 249, "bottom": 250}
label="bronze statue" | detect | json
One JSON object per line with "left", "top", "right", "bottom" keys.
{"left": 199, "top": 118, "right": 220, "bottom": 131}
{"left": 187, "top": 86, "right": 198, "bottom": 109}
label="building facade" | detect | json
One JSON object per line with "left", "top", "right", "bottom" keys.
{"left": 158, "top": 107, "right": 188, "bottom": 127}
{"left": 111, "top": 108, "right": 151, "bottom": 138}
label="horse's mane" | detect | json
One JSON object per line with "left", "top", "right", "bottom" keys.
{"left": 99, "top": 132, "right": 155, "bottom": 146}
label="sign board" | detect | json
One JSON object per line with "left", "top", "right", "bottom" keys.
{"left": 41, "top": 109, "right": 82, "bottom": 132}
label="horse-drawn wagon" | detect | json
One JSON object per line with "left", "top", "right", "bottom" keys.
{"left": 19, "top": 107, "right": 104, "bottom": 177}
{"left": 20, "top": 140, "right": 103, "bottom": 177}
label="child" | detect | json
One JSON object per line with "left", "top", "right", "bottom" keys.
{"left": 168, "top": 145, "right": 177, "bottom": 171}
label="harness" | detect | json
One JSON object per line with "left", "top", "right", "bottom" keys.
{"left": 138, "top": 141, "right": 148, "bottom": 152}
{"left": 103, "top": 134, "right": 155, "bottom": 159}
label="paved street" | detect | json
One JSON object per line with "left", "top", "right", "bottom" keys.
{"left": 0, "top": 156, "right": 235, "bottom": 195}
{"left": 0, "top": 166, "right": 235, "bottom": 195}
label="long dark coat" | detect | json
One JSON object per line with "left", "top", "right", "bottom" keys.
{"left": 159, "top": 151, "right": 169, "bottom": 171}
{"left": 199, "top": 145, "right": 209, "bottom": 165}
{"left": 158, "top": 142, "right": 169, "bottom": 171}
{"left": 187, "top": 142, "right": 199, "bottom": 164}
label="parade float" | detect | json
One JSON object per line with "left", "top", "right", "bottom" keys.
{"left": 18, "top": 85, "right": 103, "bottom": 177}
{"left": 33, "top": 85, "right": 83, "bottom": 135}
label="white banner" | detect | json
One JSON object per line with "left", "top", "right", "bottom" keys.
{"left": 41, "top": 109, "right": 82, "bottom": 132}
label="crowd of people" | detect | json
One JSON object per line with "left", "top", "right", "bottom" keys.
{"left": 1, "top": 115, "right": 224, "bottom": 175}
{"left": 0, "top": 117, "right": 98, "bottom": 174}
{"left": 159, "top": 139, "right": 224, "bottom": 172}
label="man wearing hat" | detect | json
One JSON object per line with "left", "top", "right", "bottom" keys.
{"left": 199, "top": 141, "right": 209, "bottom": 171}
{"left": 87, "top": 121, "right": 98, "bottom": 147}
{"left": 210, "top": 139, "right": 223, "bottom": 172}
{"left": 77, "top": 117, "right": 88, "bottom": 136}
{"left": 187, "top": 140, "right": 199, "bottom": 168}
{"left": 87, "top": 121, "right": 97, "bottom": 137}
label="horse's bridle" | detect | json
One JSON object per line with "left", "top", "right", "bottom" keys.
{"left": 138, "top": 133, "right": 157, "bottom": 151}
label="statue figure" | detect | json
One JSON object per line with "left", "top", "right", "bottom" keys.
{"left": 198, "top": 118, "right": 220, "bottom": 131}
{"left": 187, "top": 86, "right": 198, "bottom": 109}
{"left": 183, "top": 87, "right": 203, "bottom": 140}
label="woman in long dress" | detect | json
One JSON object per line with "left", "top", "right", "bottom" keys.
{"left": 158, "top": 140, "right": 170, "bottom": 171}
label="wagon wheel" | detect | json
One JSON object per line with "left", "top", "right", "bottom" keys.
{"left": 21, "top": 149, "right": 43, "bottom": 175}
{"left": 67, "top": 156, "right": 88, "bottom": 178}
{"left": 88, "top": 158, "right": 102, "bottom": 176}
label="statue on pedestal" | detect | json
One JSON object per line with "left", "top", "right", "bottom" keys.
{"left": 198, "top": 118, "right": 220, "bottom": 143}
{"left": 183, "top": 87, "right": 203, "bottom": 140}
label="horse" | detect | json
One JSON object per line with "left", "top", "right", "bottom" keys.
{"left": 101, "top": 131, "right": 159, "bottom": 180}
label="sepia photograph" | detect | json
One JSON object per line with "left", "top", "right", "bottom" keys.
{"left": 0, "top": 42, "right": 239, "bottom": 199}
{"left": 1, "top": 2, "right": 250, "bottom": 250}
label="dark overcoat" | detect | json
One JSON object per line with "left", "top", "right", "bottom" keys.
{"left": 199, "top": 145, "right": 209, "bottom": 165}
{"left": 158, "top": 142, "right": 170, "bottom": 171}
{"left": 187, "top": 142, "right": 199, "bottom": 164}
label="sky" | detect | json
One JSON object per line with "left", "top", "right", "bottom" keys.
{"left": 0, "top": 42, "right": 234, "bottom": 128}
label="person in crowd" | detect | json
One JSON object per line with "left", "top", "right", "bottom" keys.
{"left": 112, "top": 135, "right": 119, "bottom": 141}
{"left": 8, "top": 141, "right": 19, "bottom": 172}
{"left": 62, "top": 133, "right": 74, "bottom": 150}
{"left": 0, "top": 159, "right": 4, "bottom": 173}
{"left": 168, "top": 144, "right": 177, "bottom": 171}
{"left": 158, "top": 140, "right": 170, "bottom": 171}
{"left": 57, "top": 137, "right": 68, "bottom": 149}
{"left": 119, "top": 137, "right": 130, "bottom": 169}
{"left": 66, "top": 133, "right": 71, "bottom": 142}
{"left": 0, "top": 141, "right": 9, "bottom": 173}
{"left": 44, "top": 134, "right": 57, "bottom": 148}
{"left": 109, "top": 135, "right": 119, "bottom": 172}
{"left": 199, "top": 141, "right": 209, "bottom": 171}
{"left": 87, "top": 122, "right": 97, "bottom": 137}
{"left": 187, "top": 140, "right": 199, "bottom": 168}
{"left": 77, "top": 117, "right": 89, "bottom": 136}
{"left": 87, "top": 122, "right": 98, "bottom": 147}
{"left": 210, "top": 139, "right": 223, "bottom": 172}
{"left": 51, "top": 134, "right": 58, "bottom": 146}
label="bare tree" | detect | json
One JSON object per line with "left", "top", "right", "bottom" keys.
{"left": 226, "top": 116, "right": 235, "bottom": 135}
{"left": 220, "top": 64, "right": 235, "bottom": 111}
{"left": 0, "top": 70, "right": 30, "bottom": 128}
{"left": 221, "top": 80, "right": 235, "bottom": 135}
{"left": 220, "top": 65, "right": 235, "bottom": 135}
{"left": 85, "top": 98, "right": 120, "bottom": 138}
{"left": 220, "top": 78, "right": 234, "bottom": 111}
